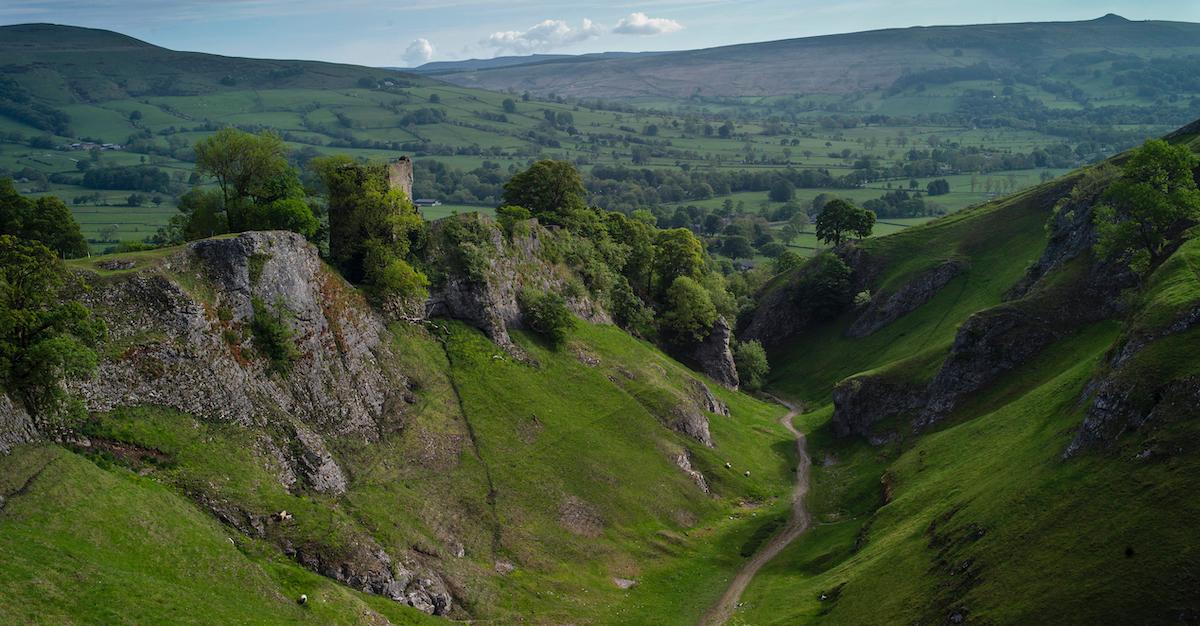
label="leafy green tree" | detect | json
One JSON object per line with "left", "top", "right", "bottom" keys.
{"left": 193, "top": 128, "right": 291, "bottom": 231}
{"left": 0, "top": 235, "right": 104, "bottom": 414}
{"left": 769, "top": 178, "right": 795, "bottom": 203}
{"left": 733, "top": 340, "right": 769, "bottom": 391}
{"left": 519, "top": 288, "right": 575, "bottom": 347}
{"left": 0, "top": 179, "right": 88, "bottom": 258}
{"left": 661, "top": 276, "right": 717, "bottom": 343}
{"left": 815, "top": 198, "right": 875, "bottom": 246}
{"left": 722, "top": 235, "right": 754, "bottom": 259}
{"left": 653, "top": 228, "right": 705, "bottom": 294}
{"left": 502, "top": 98, "right": 517, "bottom": 113}
{"left": 1095, "top": 139, "right": 1200, "bottom": 273}
{"left": 774, "top": 250, "right": 804, "bottom": 274}
{"left": 500, "top": 160, "right": 586, "bottom": 226}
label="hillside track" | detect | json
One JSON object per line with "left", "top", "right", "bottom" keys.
{"left": 699, "top": 395, "right": 811, "bottom": 626}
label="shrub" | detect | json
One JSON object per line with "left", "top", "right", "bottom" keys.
{"left": 519, "top": 288, "right": 575, "bottom": 347}
{"left": 250, "top": 297, "right": 299, "bottom": 373}
{"left": 734, "top": 339, "right": 770, "bottom": 391}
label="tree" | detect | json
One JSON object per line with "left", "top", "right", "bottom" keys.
{"left": 519, "top": 288, "right": 575, "bottom": 347}
{"left": 926, "top": 179, "right": 951, "bottom": 195}
{"left": 774, "top": 250, "right": 804, "bottom": 274}
{"left": 769, "top": 178, "right": 795, "bottom": 203}
{"left": 0, "top": 179, "right": 88, "bottom": 258}
{"left": 0, "top": 235, "right": 104, "bottom": 415}
{"left": 722, "top": 235, "right": 754, "bottom": 259}
{"left": 500, "top": 160, "right": 586, "bottom": 226}
{"left": 660, "top": 276, "right": 716, "bottom": 343}
{"left": 502, "top": 98, "right": 517, "bottom": 113}
{"left": 193, "top": 128, "right": 290, "bottom": 230}
{"left": 652, "top": 228, "right": 705, "bottom": 293}
{"left": 733, "top": 340, "right": 769, "bottom": 390}
{"left": 815, "top": 198, "right": 875, "bottom": 247}
{"left": 1095, "top": 139, "right": 1200, "bottom": 274}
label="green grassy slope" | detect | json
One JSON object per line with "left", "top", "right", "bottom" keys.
{"left": 1, "top": 249, "right": 797, "bottom": 624}
{"left": 728, "top": 132, "right": 1200, "bottom": 623}
{"left": 0, "top": 445, "right": 440, "bottom": 625}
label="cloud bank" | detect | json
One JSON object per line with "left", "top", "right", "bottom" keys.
{"left": 613, "top": 12, "right": 684, "bottom": 35}
{"left": 484, "top": 19, "right": 601, "bottom": 54}
{"left": 403, "top": 38, "right": 434, "bottom": 66}
{"left": 483, "top": 12, "right": 683, "bottom": 54}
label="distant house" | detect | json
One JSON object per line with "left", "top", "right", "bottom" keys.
{"left": 414, "top": 198, "right": 442, "bottom": 207}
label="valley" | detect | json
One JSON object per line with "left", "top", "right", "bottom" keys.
{"left": 2, "top": 9, "right": 1200, "bottom": 626}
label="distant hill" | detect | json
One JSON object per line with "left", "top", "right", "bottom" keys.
{"left": 435, "top": 15, "right": 1200, "bottom": 99}
{"left": 403, "top": 51, "right": 661, "bottom": 75}
{"left": 0, "top": 23, "right": 428, "bottom": 104}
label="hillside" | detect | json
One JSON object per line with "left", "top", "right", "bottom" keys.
{"left": 436, "top": 15, "right": 1200, "bottom": 102}
{"left": 0, "top": 215, "right": 799, "bottom": 624}
{"left": 721, "top": 120, "right": 1200, "bottom": 623}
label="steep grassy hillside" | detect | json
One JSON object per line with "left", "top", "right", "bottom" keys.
{"left": 727, "top": 124, "right": 1200, "bottom": 623}
{"left": 1, "top": 231, "right": 798, "bottom": 624}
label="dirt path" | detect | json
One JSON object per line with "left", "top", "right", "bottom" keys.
{"left": 699, "top": 396, "right": 811, "bottom": 626}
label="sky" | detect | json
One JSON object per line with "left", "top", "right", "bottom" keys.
{"left": 2, "top": 0, "right": 1200, "bottom": 67}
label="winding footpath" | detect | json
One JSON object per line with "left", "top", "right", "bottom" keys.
{"left": 699, "top": 396, "right": 811, "bottom": 626}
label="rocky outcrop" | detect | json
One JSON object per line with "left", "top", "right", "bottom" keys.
{"left": 690, "top": 379, "right": 730, "bottom": 417}
{"left": 691, "top": 317, "right": 739, "bottom": 389}
{"left": 831, "top": 375, "right": 928, "bottom": 440}
{"left": 64, "top": 231, "right": 455, "bottom": 613}
{"left": 1064, "top": 303, "right": 1200, "bottom": 457}
{"left": 425, "top": 216, "right": 609, "bottom": 355}
{"left": 741, "top": 248, "right": 861, "bottom": 349}
{"left": 847, "top": 259, "right": 967, "bottom": 338}
{"left": 917, "top": 306, "right": 1063, "bottom": 426}
{"left": 673, "top": 449, "right": 710, "bottom": 494}
{"left": 669, "top": 404, "right": 714, "bottom": 448}
{"left": 0, "top": 394, "right": 37, "bottom": 455}
{"left": 289, "top": 540, "right": 452, "bottom": 616}
{"left": 76, "top": 231, "right": 400, "bottom": 439}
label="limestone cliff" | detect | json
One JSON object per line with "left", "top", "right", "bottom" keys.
{"left": 64, "top": 231, "right": 452, "bottom": 615}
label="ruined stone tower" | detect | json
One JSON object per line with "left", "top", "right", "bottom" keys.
{"left": 388, "top": 156, "right": 414, "bottom": 201}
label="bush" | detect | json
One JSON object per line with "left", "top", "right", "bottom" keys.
{"left": 661, "top": 276, "right": 717, "bottom": 343}
{"left": 734, "top": 339, "right": 769, "bottom": 391}
{"left": 250, "top": 297, "right": 299, "bottom": 374}
{"left": 519, "top": 288, "right": 575, "bottom": 347}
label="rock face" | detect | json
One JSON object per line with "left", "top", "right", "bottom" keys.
{"left": 691, "top": 317, "right": 739, "bottom": 390}
{"left": 0, "top": 394, "right": 37, "bottom": 455}
{"left": 672, "top": 450, "right": 710, "bottom": 494}
{"left": 1064, "top": 303, "right": 1200, "bottom": 457}
{"left": 65, "top": 231, "right": 451, "bottom": 614}
{"left": 846, "top": 259, "right": 967, "bottom": 339}
{"left": 387, "top": 156, "right": 414, "bottom": 201}
{"left": 831, "top": 375, "right": 927, "bottom": 440}
{"left": 424, "top": 216, "right": 609, "bottom": 355}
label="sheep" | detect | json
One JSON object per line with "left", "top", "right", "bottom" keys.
{"left": 297, "top": 594, "right": 308, "bottom": 606}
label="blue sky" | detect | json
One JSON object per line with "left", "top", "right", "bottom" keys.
{"left": 3, "top": 0, "right": 1199, "bottom": 67}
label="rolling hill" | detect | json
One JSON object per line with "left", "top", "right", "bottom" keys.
{"left": 434, "top": 14, "right": 1200, "bottom": 103}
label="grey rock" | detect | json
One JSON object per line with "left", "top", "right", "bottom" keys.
{"left": 846, "top": 258, "right": 967, "bottom": 338}
{"left": 670, "top": 404, "right": 713, "bottom": 447}
{"left": 425, "top": 216, "right": 609, "bottom": 356}
{"left": 691, "top": 379, "right": 729, "bottom": 416}
{"left": 690, "top": 317, "right": 739, "bottom": 390}
{"left": 0, "top": 394, "right": 37, "bottom": 455}
{"left": 673, "top": 450, "right": 710, "bottom": 494}
{"left": 831, "top": 375, "right": 927, "bottom": 439}
{"left": 289, "top": 421, "right": 348, "bottom": 495}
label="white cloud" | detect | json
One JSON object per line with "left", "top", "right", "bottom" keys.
{"left": 403, "top": 38, "right": 434, "bottom": 66}
{"left": 612, "top": 12, "right": 684, "bottom": 35}
{"left": 484, "top": 18, "right": 601, "bottom": 54}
